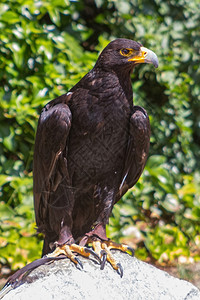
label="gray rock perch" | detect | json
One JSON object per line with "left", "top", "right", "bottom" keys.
{"left": 1, "top": 252, "right": 200, "bottom": 300}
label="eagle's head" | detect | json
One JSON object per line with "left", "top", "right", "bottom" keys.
{"left": 96, "top": 38, "right": 158, "bottom": 71}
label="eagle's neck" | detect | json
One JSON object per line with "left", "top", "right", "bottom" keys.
{"left": 114, "top": 67, "right": 133, "bottom": 104}
{"left": 89, "top": 67, "right": 133, "bottom": 105}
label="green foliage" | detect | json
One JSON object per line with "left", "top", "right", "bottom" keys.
{"left": 0, "top": 0, "right": 199, "bottom": 270}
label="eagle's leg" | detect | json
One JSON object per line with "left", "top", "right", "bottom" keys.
{"left": 80, "top": 223, "right": 134, "bottom": 277}
{"left": 45, "top": 226, "right": 100, "bottom": 268}
{"left": 79, "top": 183, "right": 134, "bottom": 276}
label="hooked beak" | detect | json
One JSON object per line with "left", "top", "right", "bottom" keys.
{"left": 128, "top": 46, "right": 159, "bottom": 68}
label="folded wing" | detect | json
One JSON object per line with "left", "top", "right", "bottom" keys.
{"left": 116, "top": 105, "right": 151, "bottom": 201}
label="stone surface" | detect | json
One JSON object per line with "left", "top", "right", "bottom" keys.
{"left": 1, "top": 252, "right": 200, "bottom": 300}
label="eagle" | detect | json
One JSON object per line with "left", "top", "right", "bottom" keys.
{"left": 33, "top": 38, "right": 158, "bottom": 276}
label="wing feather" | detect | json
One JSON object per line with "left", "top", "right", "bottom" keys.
{"left": 116, "top": 105, "right": 150, "bottom": 201}
{"left": 33, "top": 93, "right": 72, "bottom": 229}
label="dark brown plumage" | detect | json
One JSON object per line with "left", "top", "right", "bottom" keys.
{"left": 0, "top": 39, "right": 158, "bottom": 293}
{"left": 33, "top": 38, "right": 158, "bottom": 272}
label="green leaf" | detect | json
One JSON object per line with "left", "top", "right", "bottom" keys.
{"left": 1, "top": 11, "right": 19, "bottom": 23}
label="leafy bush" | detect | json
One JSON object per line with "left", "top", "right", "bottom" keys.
{"left": 0, "top": 0, "right": 199, "bottom": 270}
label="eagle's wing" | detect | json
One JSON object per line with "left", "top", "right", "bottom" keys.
{"left": 116, "top": 105, "right": 150, "bottom": 201}
{"left": 33, "top": 93, "right": 72, "bottom": 231}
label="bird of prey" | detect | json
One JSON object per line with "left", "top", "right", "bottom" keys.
{"left": 33, "top": 38, "right": 158, "bottom": 276}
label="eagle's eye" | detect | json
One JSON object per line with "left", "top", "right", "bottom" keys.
{"left": 120, "top": 48, "right": 132, "bottom": 56}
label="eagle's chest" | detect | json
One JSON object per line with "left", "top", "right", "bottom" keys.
{"left": 72, "top": 95, "right": 130, "bottom": 144}
{"left": 68, "top": 95, "right": 131, "bottom": 177}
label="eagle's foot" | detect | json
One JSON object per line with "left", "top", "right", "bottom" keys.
{"left": 46, "top": 244, "right": 100, "bottom": 269}
{"left": 92, "top": 240, "right": 134, "bottom": 277}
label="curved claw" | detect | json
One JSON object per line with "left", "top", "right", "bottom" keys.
{"left": 127, "top": 246, "right": 135, "bottom": 256}
{"left": 75, "top": 257, "right": 83, "bottom": 270}
{"left": 100, "top": 250, "right": 107, "bottom": 270}
{"left": 84, "top": 247, "right": 101, "bottom": 263}
{"left": 117, "top": 263, "right": 123, "bottom": 278}
{"left": 0, "top": 284, "right": 13, "bottom": 299}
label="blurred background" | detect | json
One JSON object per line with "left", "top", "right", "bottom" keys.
{"left": 0, "top": 0, "right": 200, "bottom": 288}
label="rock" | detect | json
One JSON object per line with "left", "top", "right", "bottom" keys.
{"left": 1, "top": 252, "right": 200, "bottom": 300}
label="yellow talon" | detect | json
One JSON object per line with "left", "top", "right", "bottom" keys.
{"left": 46, "top": 240, "right": 133, "bottom": 276}
{"left": 46, "top": 243, "right": 100, "bottom": 268}
{"left": 92, "top": 240, "right": 134, "bottom": 276}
